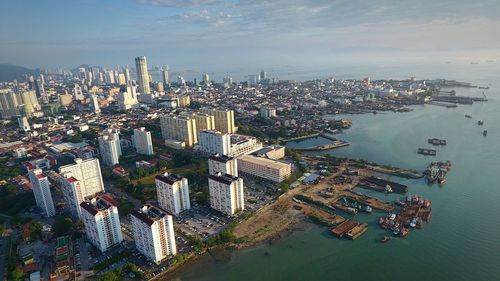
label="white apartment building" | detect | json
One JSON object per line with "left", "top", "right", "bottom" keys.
{"left": 80, "top": 195, "right": 123, "bottom": 252}
{"left": 237, "top": 155, "right": 292, "bottom": 183}
{"left": 131, "top": 205, "right": 177, "bottom": 264}
{"left": 208, "top": 154, "right": 238, "bottom": 177}
{"left": 133, "top": 127, "right": 154, "bottom": 155}
{"left": 28, "top": 169, "right": 56, "bottom": 217}
{"left": 208, "top": 173, "right": 244, "bottom": 216}
{"left": 229, "top": 134, "right": 263, "bottom": 157}
{"left": 155, "top": 173, "right": 191, "bottom": 215}
{"left": 198, "top": 130, "right": 231, "bottom": 156}
{"left": 59, "top": 158, "right": 105, "bottom": 197}
{"left": 60, "top": 171, "right": 103, "bottom": 219}
{"left": 99, "top": 129, "right": 121, "bottom": 167}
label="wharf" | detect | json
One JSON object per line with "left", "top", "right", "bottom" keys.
{"left": 330, "top": 219, "right": 359, "bottom": 238}
{"left": 346, "top": 191, "right": 395, "bottom": 212}
{"left": 367, "top": 165, "right": 424, "bottom": 179}
{"left": 297, "top": 141, "right": 350, "bottom": 151}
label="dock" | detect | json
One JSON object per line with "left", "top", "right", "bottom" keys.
{"left": 330, "top": 219, "right": 359, "bottom": 238}
{"left": 296, "top": 140, "right": 350, "bottom": 151}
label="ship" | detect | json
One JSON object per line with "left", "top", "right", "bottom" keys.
{"left": 425, "top": 161, "right": 451, "bottom": 184}
{"left": 380, "top": 236, "right": 391, "bottom": 243}
{"left": 483, "top": 130, "right": 488, "bottom": 136}
{"left": 465, "top": 114, "right": 472, "bottom": 118}
{"left": 437, "top": 168, "right": 447, "bottom": 184}
{"left": 478, "top": 120, "right": 484, "bottom": 125}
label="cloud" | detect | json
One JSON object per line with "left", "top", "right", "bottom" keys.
{"left": 136, "top": 0, "right": 223, "bottom": 8}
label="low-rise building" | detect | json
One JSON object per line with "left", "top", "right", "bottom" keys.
{"left": 237, "top": 155, "right": 292, "bottom": 183}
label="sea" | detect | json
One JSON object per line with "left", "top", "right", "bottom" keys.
{"left": 166, "top": 61, "right": 500, "bottom": 281}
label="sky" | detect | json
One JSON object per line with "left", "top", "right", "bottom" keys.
{"left": 1, "top": 0, "right": 500, "bottom": 75}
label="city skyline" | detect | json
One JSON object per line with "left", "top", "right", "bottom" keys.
{"left": 1, "top": 0, "right": 499, "bottom": 71}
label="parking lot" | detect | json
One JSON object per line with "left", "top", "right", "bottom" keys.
{"left": 176, "top": 203, "right": 230, "bottom": 240}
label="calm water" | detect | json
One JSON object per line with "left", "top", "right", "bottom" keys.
{"left": 168, "top": 64, "right": 500, "bottom": 281}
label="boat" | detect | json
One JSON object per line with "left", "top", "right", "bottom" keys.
{"left": 380, "top": 236, "right": 391, "bottom": 243}
{"left": 437, "top": 168, "right": 447, "bottom": 184}
{"left": 465, "top": 114, "right": 472, "bottom": 118}
{"left": 409, "top": 218, "right": 417, "bottom": 228}
{"left": 483, "top": 130, "right": 488, "bottom": 136}
{"left": 478, "top": 120, "right": 484, "bottom": 125}
{"left": 399, "top": 227, "right": 409, "bottom": 237}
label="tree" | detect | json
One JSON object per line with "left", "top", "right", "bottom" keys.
{"left": 10, "top": 267, "right": 24, "bottom": 281}
{"left": 53, "top": 217, "right": 74, "bottom": 236}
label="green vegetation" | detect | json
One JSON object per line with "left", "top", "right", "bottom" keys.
{"left": 0, "top": 186, "right": 36, "bottom": 216}
{"left": 0, "top": 158, "right": 21, "bottom": 181}
{"left": 30, "top": 221, "right": 43, "bottom": 241}
{"left": 206, "top": 222, "right": 238, "bottom": 246}
{"left": 62, "top": 134, "right": 83, "bottom": 143}
{"left": 170, "top": 252, "right": 191, "bottom": 266}
{"left": 117, "top": 198, "right": 133, "bottom": 216}
{"left": 5, "top": 238, "right": 23, "bottom": 281}
{"left": 52, "top": 216, "right": 74, "bottom": 236}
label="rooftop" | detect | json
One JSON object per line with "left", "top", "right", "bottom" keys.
{"left": 155, "top": 172, "right": 184, "bottom": 185}
{"left": 131, "top": 205, "right": 168, "bottom": 226}
{"left": 238, "top": 155, "right": 290, "bottom": 170}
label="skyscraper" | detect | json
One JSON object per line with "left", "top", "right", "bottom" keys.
{"left": 28, "top": 169, "right": 56, "bottom": 217}
{"left": 124, "top": 67, "right": 131, "bottom": 83}
{"left": 90, "top": 94, "right": 100, "bottom": 114}
{"left": 133, "top": 127, "right": 154, "bottom": 155}
{"left": 135, "top": 56, "right": 151, "bottom": 94}
{"left": 161, "top": 66, "right": 169, "bottom": 86}
{"left": 80, "top": 195, "right": 123, "bottom": 252}
{"left": 131, "top": 205, "right": 177, "bottom": 264}
{"left": 155, "top": 172, "right": 191, "bottom": 215}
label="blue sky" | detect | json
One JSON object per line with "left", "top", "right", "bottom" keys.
{"left": 1, "top": 0, "right": 499, "bottom": 73}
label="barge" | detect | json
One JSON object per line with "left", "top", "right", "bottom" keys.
{"left": 418, "top": 148, "right": 437, "bottom": 156}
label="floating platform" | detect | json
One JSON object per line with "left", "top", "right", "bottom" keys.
{"left": 418, "top": 148, "right": 437, "bottom": 156}
{"left": 330, "top": 219, "right": 359, "bottom": 238}
{"left": 363, "top": 176, "right": 408, "bottom": 194}
{"left": 345, "top": 223, "right": 368, "bottom": 240}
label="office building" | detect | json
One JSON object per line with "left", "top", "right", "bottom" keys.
{"left": 80, "top": 195, "right": 123, "bottom": 252}
{"left": 208, "top": 154, "right": 238, "bottom": 177}
{"left": 237, "top": 155, "right": 292, "bottom": 183}
{"left": 208, "top": 173, "right": 244, "bottom": 216}
{"left": 160, "top": 114, "right": 197, "bottom": 147}
{"left": 155, "top": 172, "right": 190, "bottom": 215}
{"left": 133, "top": 127, "right": 154, "bottom": 155}
{"left": 198, "top": 130, "right": 231, "bottom": 156}
{"left": 131, "top": 205, "right": 177, "bottom": 264}
{"left": 200, "top": 108, "right": 236, "bottom": 134}
{"left": 28, "top": 169, "right": 56, "bottom": 217}
{"left": 135, "top": 56, "right": 151, "bottom": 94}
{"left": 59, "top": 158, "right": 105, "bottom": 197}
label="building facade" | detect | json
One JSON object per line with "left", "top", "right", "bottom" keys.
{"left": 198, "top": 130, "right": 231, "bottom": 156}
{"left": 131, "top": 205, "right": 177, "bottom": 264}
{"left": 155, "top": 173, "right": 191, "bottom": 215}
{"left": 237, "top": 155, "right": 292, "bottom": 183}
{"left": 200, "top": 108, "right": 236, "bottom": 134}
{"left": 135, "top": 56, "right": 151, "bottom": 94}
{"left": 208, "top": 173, "right": 244, "bottom": 216}
{"left": 59, "top": 158, "right": 105, "bottom": 197}
{"left": 28, "top": 169, "right": 56, "bottom": 217}
{"left": 133, "top": 127, "right": 154, "bottom": 155}
{"left": 80, "top": 195, "right": 123, "bottom": 252}
{"left": 208, "top": 154, "right": 238, "bottom": 177}
{"left": 160, "top": 115, "right": 198, "bottom": 147}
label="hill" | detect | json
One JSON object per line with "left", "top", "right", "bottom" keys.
{"left": 0, "top": 64, "right": 40, "bottom": 82}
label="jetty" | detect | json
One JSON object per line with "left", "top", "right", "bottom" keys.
{"left": 296, "top": 140, "right": 350, "bottom": 151}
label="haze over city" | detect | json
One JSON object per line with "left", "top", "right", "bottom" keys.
{"left": 1, "top": 0, "right": 500, "bottom": 71}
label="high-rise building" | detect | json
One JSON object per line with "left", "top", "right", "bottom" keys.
{"left": 18, "top": 116, "right": 30, "bottom": 131}
{"left": 135, "top": 56, "right": 151, "bottom": 94}
{"left": 34, "top": 79, "right": 45, "bottom": 99}
{"left": 202, "top": 73, "right": 210, "bottom": 84}
{"left": 117, "top": 91, "right": 138, "bottom": 111}
{"left": 20, "top": 90, "right": 40, "bottom": 116}
{"left": 193, "top": 113, "right": 214, "bottom": 132}
{"left": 200, "top": 108, "right": 236, "bottom": 134}
{"left": 99, "top": 132, "right": 121, "bottom": 167}
{"left": 131, "top": 205, "right": 177, "bottom": 264}
{"left": 90, "top": 94, "right": 100, "bottom": 114}
{"left": 208, "top": 154, "right": 238, "bottom": 177}
{"left": 155, "top": 172, "right": 191, "bottom": 215}
{"left": 260, "top": 70, "right": 267, "bottom": 81}
{"left": 160, "top": 114, "right": 198, "bottom": 147}
{"left": 60, "top": 174, "right": 86, "bottom": 218}
{"left": 208, "top": 173, "right": 244, "bottom": 216}
{"left": 198, "top": 130, "right": 231, "bottom": 156}
{"left": 133, "top": 127, "right": 154, "bottom": 155}
{"left": 28, "top": 169, "right": 56, "bottom": 217}
{"left": 0, "top": 90, "right": 21, "bottom": 118}
{"left": 124, "top": 67, "right": 131, "bottom": 83}
{"left": 80, "top": 195, "right": 123, "bottom": 252}
{"left": 161, "top": 66, "right": 169, "bottom": 86}
{"left": 59, "top": 158, "right": 105, "bottom": 197}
